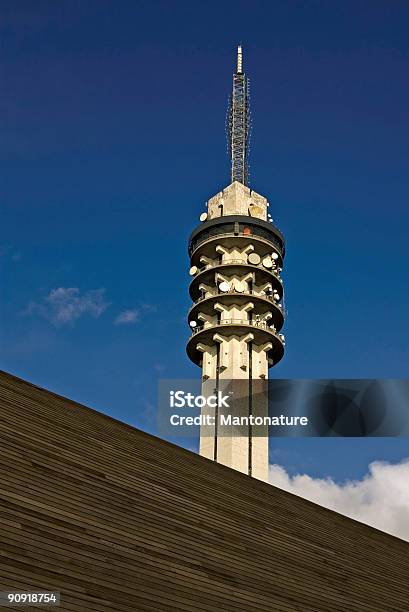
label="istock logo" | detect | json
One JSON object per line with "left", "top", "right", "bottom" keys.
{"left": 170, "top": 390, "right": 231, "bottom": 408}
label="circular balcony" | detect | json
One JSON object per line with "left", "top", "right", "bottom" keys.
{"left": 188, "top": 216, "right": 285, "bottom": 266}
{"left": 188, "top": 290, "right": 285, "bottom": 331}
{"left": 189, "top": 259, "right": 283, "bottom": 301}
{"left": 190, "top": 231, "right": 283, "bottom": 267}
{"left": 186, "top": 318, "right": 285, "bottom": 367}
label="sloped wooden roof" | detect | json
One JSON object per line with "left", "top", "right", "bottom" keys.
{"left": 0, "top": 370, "right": 408, "bottom": 611}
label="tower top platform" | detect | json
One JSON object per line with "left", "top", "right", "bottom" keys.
{"left": 207, "top": 181, "right": 268, "bottom": 220}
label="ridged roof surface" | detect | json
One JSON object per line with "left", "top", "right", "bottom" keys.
{"left": 0, "top": 370, "right": 408, "bottom": 611}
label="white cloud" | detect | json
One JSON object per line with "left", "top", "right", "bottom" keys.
{"left": 114, "top": 309, "right": 140, "bottom": 325}
{"left": 28, "top": 287, "right": 109, "bottom": 326}
{"left": 269, "top": 459, "right": 409, "bottom": 542}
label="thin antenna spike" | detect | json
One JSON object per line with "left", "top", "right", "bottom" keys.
{"left": 227, "top": 45, "right": 250, "bottom": 186}
{"left": 237, "top": 45, "right": 243, "bottom": 73}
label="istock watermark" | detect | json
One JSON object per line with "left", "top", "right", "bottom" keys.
{"left": 157, "top": 379, "right": 409, "bottom": 438}
{"left": 169, "top": 390, "right": 231, "bottom": 409}
{"left": 157, "top": 379, "right": 311, "bottom": 437}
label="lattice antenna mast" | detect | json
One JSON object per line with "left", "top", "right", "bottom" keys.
{"left": 227, "top": 45, "right": 251, "bottom": 186}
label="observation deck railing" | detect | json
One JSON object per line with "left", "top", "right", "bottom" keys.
{"left": 190, "top": 318, "right": 285, "bottom": 341}
{"left": 190, "top": 231, "right": 283, "bottom": 257}
{"left": 193, "top": 289, "right": 284, "bottom": 310}
{"left": 193, "top": 258, "right": 282, "bottom": 281}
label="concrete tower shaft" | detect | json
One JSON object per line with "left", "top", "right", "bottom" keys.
{"left": 187, "top": 182, "right": 286, "bottom": 482}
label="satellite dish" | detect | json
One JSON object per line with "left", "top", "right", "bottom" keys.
{"left": 234, "top": 280, "right": 245, "bottom": 293}
{"left": 262, "top": 257, "right": 272, "bottom": 269}
{"left": 199, "top": 212, "right": 208, "bottom": 222}
{"left": 274, "top": 294, "right": 280, "bottom": 301}
{"left": 248, "top": 252, "right": 261, "bottom": 265}
{"left": 189, "top": 266, "right": 198, "bottom": 276}
{"left": 272, "top": 252, "right": 279, "bottom": 260}
{"left": 189, "top": 321, "right": 197, "bottom": 328}
{"left": 219, "top": 281, "right": 231, "bottom": 292}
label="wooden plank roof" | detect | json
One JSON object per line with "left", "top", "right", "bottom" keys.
{"left": 0, "top": 369, "right": 408, "bottom": 611}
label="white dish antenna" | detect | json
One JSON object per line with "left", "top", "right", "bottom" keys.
{"left": 234, "top": 280, "right": 245, "bottom": 293}
{"left": 262, "top": 256, "right": 273, "bottom": 269}
{"left": 199, "top": 212, "right": 208, "bottom": 222}
{"left": 272, "top": 252, "right": 279, "bottom": 260}
{"left": 189, "top": 266, "right": 198, "bottom": 276}
{"left": 219, "top": 281, "right": 231, "bottom": 292}
{"left": 248, "top": 252, "right": 261, "bottom": 265}
{"left": 189, "top": 321, "right": 197, "bottom": 328}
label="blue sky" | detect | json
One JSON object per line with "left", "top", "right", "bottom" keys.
{"left": 2, "top": 0, "right": 409, "bottom": 483}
